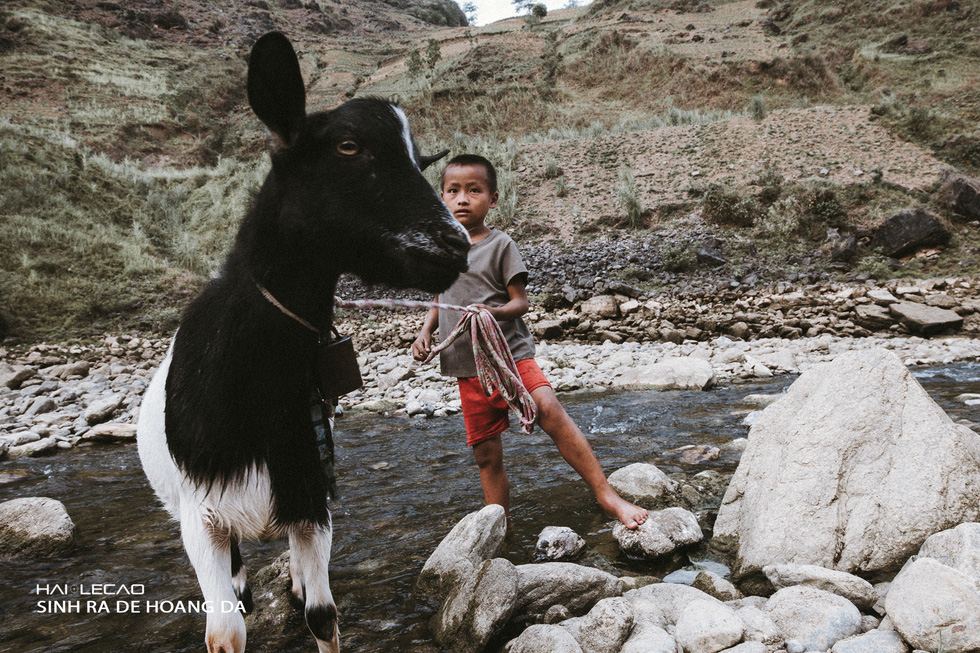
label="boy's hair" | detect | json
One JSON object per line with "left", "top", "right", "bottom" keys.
{"left": 440, "top": 154, "right": 498, "bottom": 194}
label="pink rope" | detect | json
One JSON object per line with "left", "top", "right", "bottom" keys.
{"left": 335, "top": 296, "right": 538, "bottom": 434}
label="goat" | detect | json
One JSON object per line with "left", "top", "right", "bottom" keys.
{"left": 136, "top": 32, "right": 469, "bottom": 653}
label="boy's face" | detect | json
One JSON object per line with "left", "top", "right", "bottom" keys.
{"left": 441, "top": 164, "right": 498, "bottom": 232}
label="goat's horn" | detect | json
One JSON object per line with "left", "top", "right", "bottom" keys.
{"left": 419, "top": 149, "right": 450, "bottom": 171}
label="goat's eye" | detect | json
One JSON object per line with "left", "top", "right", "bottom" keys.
{"left": 336, "top": 141, "right": 360, "bottom": 156}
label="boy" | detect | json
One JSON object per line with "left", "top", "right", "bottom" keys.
{"left": 412, "top": 154, "right": 648, "bottom": 530}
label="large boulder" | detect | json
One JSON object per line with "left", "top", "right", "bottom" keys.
{"left": 885, "top": 523, "right": 980, "bottom": 653}
{"left": 431, "top": 558, "right": 518, "bottom": 653}
{"left": 612, "top": 507, "right": 702, "bottom": 560}
{"left": 579, "top": 295, "right": 620, "bottom": 319}
{"left": 763, "top": 586, "right": 862, "bottom": 652}
{"left": 713, "top": 349, "right": 980, "bottom": 585}
{"left": 512, "top": 562, "right": 622, "bottom": 622}
{"left": 938, "top": 173, "right": 980, "bottom": 222}
{"left": 507, "top": 624, "right": 583, "bottom": 652}
{"left": 673, "top": 599, "right": 744, "bottom": 653}
{"left": 830, "top": 630, "right": 908, "bottom": 653}
{"left": 612, "top": 357, "right": 715, "bottom": 391}
{"left": 624, "top": 582, "right": 722, "bottom": 630}
{"left": 762, "top": 563, "right": 877, "bottom": 610}
{"left": 559, "top": 596, "right": 635, "bottom": 653}
{"left": 534, "top": 526, "right": 586, "bottom": 562}
{"left": 888, "top": 301, "right": 963, "bottom": 336}
{"left": 0, "top": 497, "right": 75, "bottom": 557}
{"left": 868, "top": 208, "right": 950, "bottom": 258}
{"left": 417, "top": 505, "right": 507, "bottom": 600}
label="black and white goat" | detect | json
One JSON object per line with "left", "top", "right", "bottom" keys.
{"left": 137, "top": 32, "right": 469, "bottom": 653}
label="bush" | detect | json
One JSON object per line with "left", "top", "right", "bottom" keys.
{"left": 615, "top": 167, "right": 645, "bottom": 229}
{"left": 801, "top": 185, "right": 848, "bottom": 229}
{"left": 700, "top": 184, "right": 756, "bottom": 227}
{"left": 661, "top": 241, "right": 697, "bottom": 272}
{"left": 749, "top": 94, "right": 767, "bottom": 122}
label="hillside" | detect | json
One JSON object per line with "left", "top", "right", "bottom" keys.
{"left": 1, "top": 0, "right": 979, "bottom": 341}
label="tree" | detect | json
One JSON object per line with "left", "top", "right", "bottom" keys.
{"left": 406, "top": 50, "right": 423, "bottom": 81}
{"left": 462, "top": 1, "right": 477, "bottom": 25}
{"left": 424, "top": 39, "right": 442, "bottom": 70}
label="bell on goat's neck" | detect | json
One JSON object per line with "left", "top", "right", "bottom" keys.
{"left": 316, "top": 327, "right": 362, "bottom": 399}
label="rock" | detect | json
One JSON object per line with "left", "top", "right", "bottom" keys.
{"left": 534, "top": 319, "right": 564, "bottom": 339}
{"left": 84, "top": 394, "right": 123, "bottom": 425}
{"left": 560, "top": 596, "right": 634, "bottom": 653}
{"left": 853, "top": 303, "right": 895, "bottom": 330}
{"left": 625, "top": 582, "right": 721, "bottom": 630}
{"left": 735, "top": 606, "right": 782, "bottom": 647}
{"left": 7, "top": 436, "right": 58, "bottom": 458}
{"left": 612, "top": 508, "right": 702, "bottom": 560}
{"left": 507, "top": 624, "right": 584, "bottom": 652}
{"left": 720, "top": 643, "right": 767, "bottom": 653}
{"left": 378, "top": 366, "right": 414, "bottom": 390}
{"left": 244, "top": 552, "right": 306, "bottom": 647}
{"left": 607, "top": 463, "right": 679, "bottom": 509}
{"left": 869, "top": 208, "right": 951, "bottom": 258}
{"left": 764, "top": 586, "right": 862, "bottom": 653}
{"left": 830, "top": 629, "right": 908, "bottom": 653}
{"left": 888, "top": 301, "right": 963, "bottom": 336}
{"left": 417, "top": 505, "right": 507, "bottom": 601}
{"left": 674, "top": 599, "right": 744, "bottom": 653}
{"left": 431, "top": 558, "right": 518, "bottom": 653}
{"left": 692, "top": 571, "right": 743, "bottom": 601}
{"left": 938, "top": 174, "right": 980, "bottom": 222}
{"left": 534, "top": 526, "right": 586, "bottom": 562}
{"left": 512, "top": 562, "right": 622, "bottom": 622}
{"left": 580, "top": 296, "right": 619, "bottom": 319}
{"left": 762, "top": 563, "right": 877, "bottom": 610}
{"left": 885, "top": 557, "right": 980, "bottom": 653}
{"left": 916, "top": 521, "right": 980, "bottom": 577}
{"left": 23, "top": 396, "right": 56, "bottom": 418}
{"left": 0, "top": 497, "right": 75, "bottom": 557}
{"left": 81, "top": 423, "right": 138, "bottom": 441}
{"left": 675, "top": 444, "right": 720, "bottom": 464}
{"left": 355, "top": 399, "right": 399, "bottom": 413}
{"left": 866, "top": 288, "right": 899, "bottom": 304}
{"left": 612, "top": 357, "right": 715, "bottom": 390}
{"left": 714, "top": 349, "right": 980, "bottom": 584}
{"left": 0, "top": 366, "right": 35, "bottom": 389}
{"left": 620, "top": 619, "right": 676, "bottom": 653}
{"left": 0, "top": 441, "right": 7, "bottom": 461}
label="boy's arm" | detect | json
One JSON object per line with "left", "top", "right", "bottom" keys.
{"left": 412, "top": 296, "right": 440, "bottom": 361}
{"left": 472, "top": 277, "right": 529, "bottom": 322}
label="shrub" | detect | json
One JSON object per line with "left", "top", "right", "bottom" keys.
{"left": 544, "top": 159, "right": 562, "bottom": 178}
{"left": 615, "top": 167, "right": 645, "bottom": 229}
{"left": 749, "top": 93, "right": 767, "bottom": 122}
{"left": 801, "top": 185, "right": 848, "bottom": 229}
{"left": 661, "top": 241, "right": 697, "bottom": 272}
{"left": 700, "top": 184, "right": 756, "bottom": 227}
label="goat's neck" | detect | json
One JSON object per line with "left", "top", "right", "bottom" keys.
{"left": 255, "top": 267, "right": 339, "bottom": 338}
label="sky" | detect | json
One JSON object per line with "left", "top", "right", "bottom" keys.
{"left": 457, "top": 0, "right": 593, "bottom": 26}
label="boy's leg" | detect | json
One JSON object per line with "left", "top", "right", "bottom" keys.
{"left": 471, "top": 435, "right": 509, "bottom": 517}
{"left": 530, "top": 385, "right": 648, "bottom": 529}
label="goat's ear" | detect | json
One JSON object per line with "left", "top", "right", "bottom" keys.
{"left": 247, "top": 32, "right": 306, "bottom": 151}
{"left": 419, "top": 149, "right": 450, "bottom": 171}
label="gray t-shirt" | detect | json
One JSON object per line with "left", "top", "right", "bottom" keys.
{"left": 438, "top": 228, "right": 535, "bottom": 378}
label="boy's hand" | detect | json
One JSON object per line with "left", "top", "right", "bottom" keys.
{"left": 469, "top": 303, "right": 496, "bottom": 319}
{"left": 412, "top": 333, "right": 432, "bottom": 361}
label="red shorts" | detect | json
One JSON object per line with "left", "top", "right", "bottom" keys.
{"left": 458, "top": 358, "right": 551, "bottom": 447}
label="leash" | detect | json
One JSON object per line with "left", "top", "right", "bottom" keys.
{"left": 335, "top": 296, "right": 539, "bottom": 434}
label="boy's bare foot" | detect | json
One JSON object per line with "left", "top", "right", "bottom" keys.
{"left": 598, "top": 492, "right": 648, "bottom": 529}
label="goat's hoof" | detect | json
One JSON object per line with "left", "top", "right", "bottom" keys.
{"left": 206, "top": 616, "right": 246, "bottom": 653}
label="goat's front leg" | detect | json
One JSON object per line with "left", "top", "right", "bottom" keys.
{"left": 180, "top": 505, "right": 247, "bottom": 653}
{"left": 289, "top": 520, "right": 339, "bottom": 653}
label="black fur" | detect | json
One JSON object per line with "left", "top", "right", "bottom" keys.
{"left": 163, "top": 32, "right": 467, "bottom": 527}
{"left": 305, "top": 604, "right": 338, "bottom": 642}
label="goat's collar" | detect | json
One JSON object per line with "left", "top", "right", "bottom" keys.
{"left": 255, "top": 281, "right": 320, "bottom": 336}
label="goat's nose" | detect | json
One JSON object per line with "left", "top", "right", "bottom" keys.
{"left": 440, "top": 227, "right": 471, "bottom": 255}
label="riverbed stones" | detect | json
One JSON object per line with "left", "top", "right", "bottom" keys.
{"left": 559, "top": 596, "right": 635, "bottom": 652}
{"left": 938, "top": 173, "right": 980, "bottom": 221}
{"left": 885, "top": 557, "right": 980, "bottom": 653}
{"left": 580, "top": 295, "right": 619, "bottom": 319}
{"left": 620, "top": 620, "right": 676, "bottom": 653}
{"left": 417, "top": 505, "right": 507, "bottom": 601}
{"left": 763, "top": 563, "right": 877, "bottom": 610}
{"left": 81, "top": 422, "right": 137, "bottom": 441}
{"left": 534, "top": 526, "right": 586, "bottom": 562}
{"left": 692, "top": 570, "right": 742, "bottom": 601}
{"left": 0, "top": 364, "right": 35, "bottom": 389}
{"left": 714, "top": 348, "right": 980, "bottom": 585}
{"left": 764, "top": 586, "right": 862, "bottom": 653}
{"left": 507, "top": 624, "right": 584, "bottom": 652}
{"left": 888, "top": 301, "right": 963, "bottom": 336}
{"left": 84, "top": 394, "right": 123, "bottom": 425}
{"left": 612, "top": 357, "right": 715, "bottom": 390}
{"left": 512, "top": 562, "right": 622, "bottom": 622}
{"left": 7, "top": 435, "right": 58, "bottom": 458}
{"left": 830, "top": 629, "right": 908, "bottom": 653}
{"left": 431, "top": 558, "right": 518, "bottom": 653}
{"left": 674, "top": 599, "right": 744, "bottom": 653}
{"left": 0, "top": 497, "right": 75, "bottom": 557}
{"left": 735, "top": 605, "right": 782, "bottom": 647}
{"left": 853, "top": 303, "right": 894, "bottom": 330}
{"left": 607, "top": 463, "right": 678, "bottom": 509}
{"left": 612, "top": 507, "right": 702, "bottom": 560}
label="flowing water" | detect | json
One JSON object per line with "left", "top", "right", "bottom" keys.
{"left": 2, "top": 362, "right": 979, "bottom": 653}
